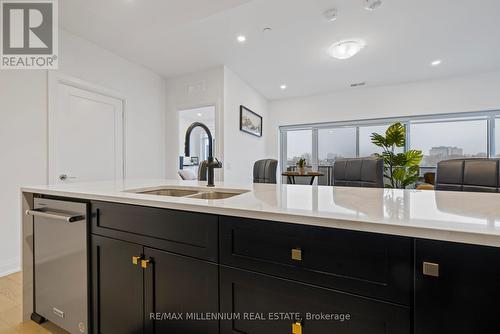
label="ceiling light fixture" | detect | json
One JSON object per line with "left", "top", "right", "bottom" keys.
{"left": 329, "top": 39, "right": 366, "bottom": 60}
{"left": 363, "top": 0, "right": 382, "bottom": 11}
{"left": 323, "top": 8, "right": 338, "bottom": 22}
{"left": 431, "top": 59, "right": 442, "bottom": 66}
{"left": 197, "top": 113, "right": 202, "bottom": 117}
{"left": 280, "top": 84, "right": 287, "bottom": 90}
{"left": 237, "top": 35, "right": 246, "bottom": 43}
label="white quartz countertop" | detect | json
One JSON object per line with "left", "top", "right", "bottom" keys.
{"left": 21, "top": 179, "right": 500, "bottom": 247}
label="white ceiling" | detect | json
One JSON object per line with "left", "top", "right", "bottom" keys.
{"left": 60, "top": 0, "right": 500, "bottom": 100}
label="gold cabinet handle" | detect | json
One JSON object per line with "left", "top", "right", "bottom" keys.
{"left": 423, "top": 262, "right": 439, "bottom": 277}
{"left": 132, "top": 256, "right": 141, "bottom": 265}
{"left": 291, "top": 248, "right": 302, "bottom": 261}
{"left": 292, "top": 321, "right": 302, "bottom": 334}
{"left": 141, "top": 259, "right": 151, "bottom": 269}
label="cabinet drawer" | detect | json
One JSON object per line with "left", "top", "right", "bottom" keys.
{"left": 91, "top": 201, "right": 218, "bottom": 261}
{"left": 220, "top": 217, "right": 412, "bottom": 305}
{"left": 220, "top": 267, "right": 410, "bottom": 334}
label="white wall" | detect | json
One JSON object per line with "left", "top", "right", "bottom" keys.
{"left": 0, "top": 71, "right": 47, "bottom": 276}
{"left": 268, "top": 71, "right": 500, "bottom": 157}
{"left": 0, "top": 30, "right": 166, "bottom": 276}
{"left": 165, "top": 67, "right": 224, "bottom": 179}
{"left": 223, "top": 67, "right": 269, "bottom": 183}
{"left": 59, "top": 30, "right": 166, "bottom": 179}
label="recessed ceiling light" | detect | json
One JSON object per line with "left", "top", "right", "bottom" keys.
{"left": 431, "top": 59, "right": 442, "bottom": 66}
{"left": 280, "top": 84, "right": 287, "bottom": 90}
{"left": 363, "top": 0, "right": 382, "bottom": 11}
{"left": 197, "top": 113, "right": 202, "bottom": 117}
{"left": 329, "top": 39, "right": 366, "bottom": 60}
{"left": 237, "top": 35, "right": 246, "bottom": 43}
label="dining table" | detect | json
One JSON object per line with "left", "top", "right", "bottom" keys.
{"left": 282, "top": 171, "right": 325, "bottom": 185}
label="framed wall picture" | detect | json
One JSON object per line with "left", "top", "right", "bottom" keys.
{"left": 240, "top": 105, "right": 263, "bottom": 137}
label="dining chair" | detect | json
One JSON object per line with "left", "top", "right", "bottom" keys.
{"left": 253, "top": 159, "right": 278, "bottom": 184}
{"left": 435, "top": 158, "right": 500, "bottom": 192}
{"left": 333, "top": 157, "right": 384, "bottom": 188}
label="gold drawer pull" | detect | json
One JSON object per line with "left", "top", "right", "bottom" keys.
{"left": 291, "top": 248, "right": 302, "bottom": 261}
{"left": 132, "top": 256, "right": 141, "bottom": 265}
{"left": 292, "top": 321, "right": 302, "bottom": 334}
{"left": 141, "top": 259, "right": 151, "bottom": 269}
{"left": 423, "top": 262, "right": 439, "bottom": 277}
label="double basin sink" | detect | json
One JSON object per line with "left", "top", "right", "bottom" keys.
{"left": 129, "top": 187, "right": 249, "bottom": 200}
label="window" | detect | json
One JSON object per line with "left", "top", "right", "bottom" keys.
{"left": 285, "top": 129, "right": 312, "bottom": 168}
{"left": 496, "top": 118, "right": 500, "bottom": 157}
{"left": 318, "top": 127, "right": 356, "bottom": 166}
{"left": 280, "top": 110, "right": 499, "bottom": 183}
{"left": 410, "top": 118, "right": 488, "bottom": 167}
{"left": 359, "top": 124, "right": 391, "bottom": 157}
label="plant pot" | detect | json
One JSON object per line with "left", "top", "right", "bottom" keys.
{"left": 298, "top": 167, "right": 305, "bottom": 175}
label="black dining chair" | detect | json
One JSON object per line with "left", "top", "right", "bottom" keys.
{"left": 333, "top": 157, "right": 384, "bottom": 188}
{"left": 435, "top": 158, "right": 500, "bottom": 192}
{"left": 198, "top": 160, "right": 209, "bottom": 181}
{"left": 253, "top": 159, "right": 278, "bottom": 184}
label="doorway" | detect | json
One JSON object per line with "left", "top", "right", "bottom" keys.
{"left": 48, "top": 74, "right": 125, "bottom": 184}
{"left": 178, "top": 106, "right": 216, "bottom": 179}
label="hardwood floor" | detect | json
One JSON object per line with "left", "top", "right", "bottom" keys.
{"left": 0, "top": 272, "right": 68, "bottom": 334}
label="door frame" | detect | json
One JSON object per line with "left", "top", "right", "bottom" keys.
{"left": 47, "top": 72, "right": 127, "bottom": 184}
{"left": 176, "top": 101, "right": 223, "bottom": 181}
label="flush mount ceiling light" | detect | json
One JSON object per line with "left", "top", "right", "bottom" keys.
{"left": 363, "top": 0, "right": 382, "bottom": 11}
{"left": 323, "top": 8, "right": 338, "bottom": 22}
{"left": 329, "top": 39, "right": 366, "bottom": 60}
{"left": 431, "top": 59, "right": 442, "bottom": 66}
{"left": 280, "top": 84, "right": 287, "bottom": 90}
{"left": 237, "top": 35, "right": 246, "bottom": 43}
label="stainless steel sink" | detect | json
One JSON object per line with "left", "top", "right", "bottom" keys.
{"left": 138, "top": 188, "right": 200, "bottom": 197}
{"left": 128, "top": 186, "right": 248, "bottom": 200}
{"left": 188, "top": 191, "right": 242, "bottom": 200}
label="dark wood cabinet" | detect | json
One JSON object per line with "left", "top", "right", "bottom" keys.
{"left": 220, "top": 216, "right": 413, "bottom": 305}
{"left": 86, "top": 199, "right": 500, "bottom": 334}
{"left": 91, "top": 201, "right": 219, "bottom": 261}
{"left": 415, "top": 239, "right": 500, "bottom": 334}
{"left": 220, "top": 266, "right": 411, "bottom": 334}
{"left": 144, "top": 248, "right": 219, "bottom": 334}
{"left": 91, "top": 235, "right": 144, "bottom": 334}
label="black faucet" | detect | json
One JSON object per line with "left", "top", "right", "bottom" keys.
{"left": 184, "top": 122, "right": 221, "bottom": 187}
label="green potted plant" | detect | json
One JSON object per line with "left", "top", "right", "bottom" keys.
{"left": 297, "top": 158, "right": 307, "bottom": 175}
{"left": 370, "top": 122, "right": 423, "bottom": 189}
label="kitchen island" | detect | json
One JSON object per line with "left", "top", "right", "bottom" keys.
{"left": 21, "top": 180, "right": 500, "bottom": 334}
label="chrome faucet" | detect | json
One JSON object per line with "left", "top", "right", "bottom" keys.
{"left": 184, "top": 122, "right": 221, "bottom": 187}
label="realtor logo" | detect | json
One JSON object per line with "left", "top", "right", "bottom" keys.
{"left": 1, "top": 0, "right": 58, "bottom": 69}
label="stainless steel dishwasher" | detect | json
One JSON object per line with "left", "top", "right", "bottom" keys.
{"left": 26, "top": 198, "right": 88, "bottom": 334}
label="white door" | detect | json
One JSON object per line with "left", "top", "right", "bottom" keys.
{"left": 49, "top": 81, "right": 124, "bottom": 184}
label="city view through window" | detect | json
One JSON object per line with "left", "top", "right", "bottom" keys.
{"left": 318, "top": 128, "right": 357, "bottom": 166}
{"left": 411, "top": 119, "right": 487, "bottom": 167}
{"left": 283, "top": 115, "right": 496, "bottom": 170}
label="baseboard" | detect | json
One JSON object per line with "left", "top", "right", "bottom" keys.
{"left": 0, "top": 257, "right": 21, "bottom": 277}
